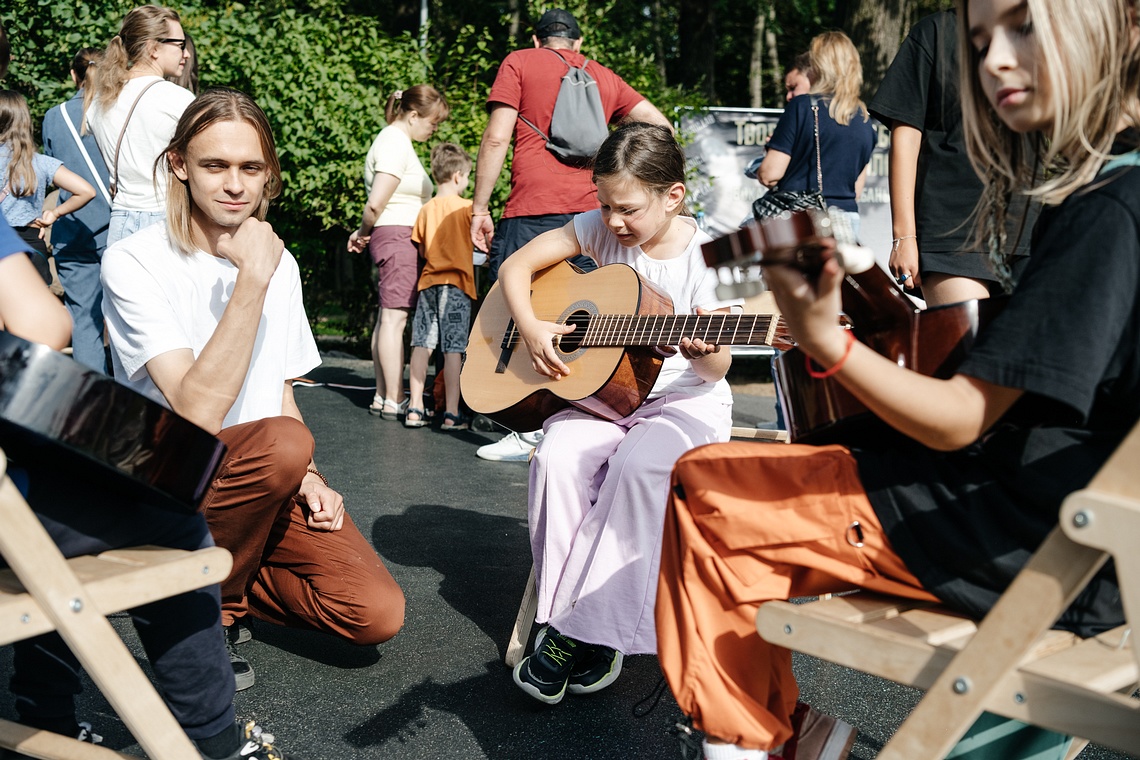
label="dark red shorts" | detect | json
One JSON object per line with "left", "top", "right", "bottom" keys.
{"left": 368, "top": 225, "right": 418, "bottom": 310}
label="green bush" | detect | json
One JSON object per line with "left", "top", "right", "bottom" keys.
{"left": 2, "top": 0, "right": 703, "bottom": 348}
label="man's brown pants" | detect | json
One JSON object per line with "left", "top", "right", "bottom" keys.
{"left": 205, "top": 416, "right": 404, "bottom": 645}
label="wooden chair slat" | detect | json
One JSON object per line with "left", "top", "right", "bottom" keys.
{"left": 0, "top": 546, "right": 232, "bottom": 646}
{"left": 0, "top": 718, "right": 134, "bottom": 759}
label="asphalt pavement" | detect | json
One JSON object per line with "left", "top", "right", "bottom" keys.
{"left": 0, "top": 353, "right": 1130, "bottom": 759}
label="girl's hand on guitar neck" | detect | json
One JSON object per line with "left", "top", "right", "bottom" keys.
{"left": 518, "top": 316, "right": 576, "bottom": 380}
{"left": 678, "top": 307, "right": 733, "bottom": 384}
{"left": 763, "top": 247, "right": 852, "bottom": 369}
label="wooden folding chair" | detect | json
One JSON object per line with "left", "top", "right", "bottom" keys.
{"left": 0, "top": 449, "right": 233, "bottom": 760}
{"left": 757, "top": 420, "right": 1140, "bottom": 758}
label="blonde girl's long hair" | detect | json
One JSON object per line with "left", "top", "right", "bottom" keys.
{"left": 809, "top": 31, "right": 869, "bottom": 126}
{"left": 958, "top": 0, "right": 1140, "bottom": 289}
{"left": 0, "top": 90, "right": 37, "bottom": 197}
{"left": 383, "top": 84, "right": 449, "bottom": 125}
{"left": 159, "top": 88, "right": 283, "bottom": 254}
{"left": 84, "top": 5, "right": 181, "bottom": 115}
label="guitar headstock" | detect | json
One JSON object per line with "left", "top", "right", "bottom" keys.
{"left": 701, "top": 209, "right": 874, "bottom": 300}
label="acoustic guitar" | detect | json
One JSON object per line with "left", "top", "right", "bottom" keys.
{"left": 0, "top": 331, "right": 227, "bottom": 513}
{"left": 460, "top": 259, "right": 789, "bottom": 432}
{"left": 702, "top": 210, "right": 1004, "bottom": 444}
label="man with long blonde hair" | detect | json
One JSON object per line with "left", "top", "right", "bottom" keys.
{"left": 102, "top": 88, "right": 406, "bottom": 693}
{"left": 2, "top": 30, "right": 301, "bottom": 760}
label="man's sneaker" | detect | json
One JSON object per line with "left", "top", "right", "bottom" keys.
{"left": 476, "top": 430, "right": 542, "bottom": 462}
{"left": 512, "top": 627, "right": 582, "bottom": 704}
{"left": 230, "top": 621, "right": 252, "bottom": 644}
{"left": 218, "top": 721, "right": 295, "bottom": 760}
{"left": 773, "top": 702, "right": 855, "bottom": 760}
{"left": 534, "top": 625, "right": 624, "bottom": 695}
{"left": 225, "top": 624, "right": 255, "bottom": 691}
{"left": 75, "top": 721, "right": 102, "bottom": 745}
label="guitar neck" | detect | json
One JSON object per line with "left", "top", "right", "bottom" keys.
{"left": 576, "top": 313, "right": 781, "bottom": 347}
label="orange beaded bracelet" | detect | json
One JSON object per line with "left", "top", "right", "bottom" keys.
{"left": 804, "top": 330, "right": 857, "bottom": 379}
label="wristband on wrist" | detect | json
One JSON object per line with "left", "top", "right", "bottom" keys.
{"left": 305, "top": 467, "right": 329, "bottom": 487}
{"left": 804, "top": 330, "right": 857, "bottom": 379}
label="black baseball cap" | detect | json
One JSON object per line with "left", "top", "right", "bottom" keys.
{"left": 535, "top": 9, "right": 581, "bottom": 39}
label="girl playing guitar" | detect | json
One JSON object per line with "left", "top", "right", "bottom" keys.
{"left": 501, "top": 122, "right": 742, "bottom": 706}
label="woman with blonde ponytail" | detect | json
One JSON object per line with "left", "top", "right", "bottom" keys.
{"left": 84, "top": 4, "right": 195, "bottom": 246}
{"left": 757, "top": 30, "right": 875, "bottom": 236}
{"left": 346, "top": 84, "right": 449, "bottom": 420}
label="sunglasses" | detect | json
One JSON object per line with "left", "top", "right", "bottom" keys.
{"left": 157, "top": 38, "right": 187, "bottom": 51}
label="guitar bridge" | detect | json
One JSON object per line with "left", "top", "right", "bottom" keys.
{"left": 495, "top": 319, "right": 517, "bottom": 374}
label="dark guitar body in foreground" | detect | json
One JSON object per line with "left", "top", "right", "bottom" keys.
{"left": 701, "top": 212, "right": 1005, "bottom": 444}
{"left": 461, "top": 260, "right": 786, "bottom": 432}
{"left": 775, "top": 270, "right": 1006, "bottom": 443}
{"left": 0, "top": 331, "right": 226, "bottom": 513}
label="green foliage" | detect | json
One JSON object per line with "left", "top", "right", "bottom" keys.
{"left": 21, "top": 1, "right": 965, "bottom": 346}
{"left": 2, "top": 0, "right": 131, "bottom": 129}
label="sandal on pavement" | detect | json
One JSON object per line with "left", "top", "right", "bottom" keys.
{"left": 441, "top": 412, "right": 469, "bottom": 431}
{"left": 370, "top": 397, "right": 408, "bottom": 420}
{"left": 404, "top": 407, "right": 428, "bottom": 428}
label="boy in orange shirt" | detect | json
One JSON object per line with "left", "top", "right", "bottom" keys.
{"left": 405, "top": 143, "right": 476, "bottom": 430}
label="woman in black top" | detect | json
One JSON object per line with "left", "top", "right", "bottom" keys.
{"left": 869, "top": 10, "right": 1037, "bottom": 305}
{"left": 656, "top": 0, "right": 1140, "bottom": 756}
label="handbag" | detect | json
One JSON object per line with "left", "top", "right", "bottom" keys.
{"left": 752, "top": 97, "right": 825, "bottom": 220}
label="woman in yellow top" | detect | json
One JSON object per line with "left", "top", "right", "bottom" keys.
{"left": 348, "top": 85, "right": 448, "bottom": 419}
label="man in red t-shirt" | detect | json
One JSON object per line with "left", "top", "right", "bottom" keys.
{"left": 470, "top": 8, "right": 671, "bottom": 283}
{"left": 468, "top": 8, "right": 671, "bottom": 463}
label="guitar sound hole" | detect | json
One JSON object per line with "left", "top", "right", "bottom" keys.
{"left": 557, "top": 310, "right": 592, "bottom": 354}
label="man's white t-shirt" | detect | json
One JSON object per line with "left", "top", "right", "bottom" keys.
{"left": 363, "top": 125, "right": 432, "bottom": 228}
{"left": 101, "top": 223, "right": 321, "bottom": 429}
{"left": 87, "top": 77, "right": 196, "bottom": 213}
{"left": 572, "top": 210, "right": 741, "bottom": 401}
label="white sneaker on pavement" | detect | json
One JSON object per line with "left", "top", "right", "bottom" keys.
{"left": 476, "top": 431, "right": 543, "bottom": 462}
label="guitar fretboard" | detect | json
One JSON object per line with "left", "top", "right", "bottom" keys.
{"left": 503, "top": 313, "right": 782, "bottom": 349}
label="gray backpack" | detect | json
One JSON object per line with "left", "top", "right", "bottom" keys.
{"left": 519, "top": 49, "right": 610, "bottom": 165}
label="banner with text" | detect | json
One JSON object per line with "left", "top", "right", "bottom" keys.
{"left": 678, "top": 107, "right": 893, "bottom": 268}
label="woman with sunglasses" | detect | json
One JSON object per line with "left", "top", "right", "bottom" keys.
{"left": 85, "top": 5, "right": 195, "bottom": 246}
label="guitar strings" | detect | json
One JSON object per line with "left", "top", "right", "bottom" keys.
{"left": 498, "top": 313, "right": 779, "bottom": 347}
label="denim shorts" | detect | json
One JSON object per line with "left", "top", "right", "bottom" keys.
{"left": 107, "top": 210, "right": 167, "bottom": 247}
{"left": 411, "top": 284, "right": 471, "bottom": 353}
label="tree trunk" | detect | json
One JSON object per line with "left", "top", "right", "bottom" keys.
{"left": 678, "top": 0, "right": 716, "bottom": 101}
{"left": 749, "top": 2, "right": 764, "bottom": 108}
{"left": 843, "top": 0, "right": 907, "bottom": 99}
{"left": 653, "top": 0, "right": 668, "bottom": 84}
{"left": 508, "top": 0, "right": 521, "bottom": 45}
{"left": 764, "top": 4, "right": 780, "bottom": 108}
